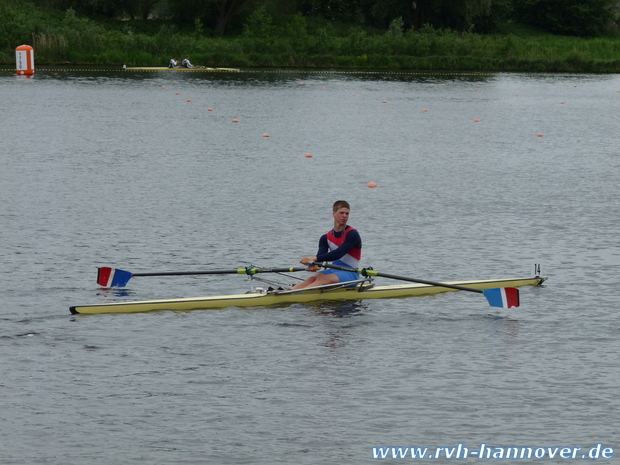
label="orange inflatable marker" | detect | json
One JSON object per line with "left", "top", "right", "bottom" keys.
{"left": 15, "top": 45, "right": 34, "bottom": 76}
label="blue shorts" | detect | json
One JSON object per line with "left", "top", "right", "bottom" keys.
{"left": 319, "top": 268, "right": 361, "bottom": 284}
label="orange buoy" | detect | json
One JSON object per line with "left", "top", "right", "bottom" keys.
{"left": 322, "top": 87, "right": 327, "bottom": 90}
{"left": 367, "top": 182, "right": 377, "bottom": 188}
{"left": 304, "top": 153, "right": 313, "bottom": 158}
{"left": 15, "top": 45, "right": 34, "bottom": 76}
{"left": 162, "top": 86, "right": 166, "bottom": 89}
{"left": 186, "top": 99, "right": 192, "bottom": 102}
{"left": 382, "top": 100, "right": 387, "bottom": 103}
{"left": 422, "top": 109, "right": 428, "bottom": 112}
{"left": 232, "top": 119, "right": 239, "bottom": 123}
{"left": 474, "top": 89, "right": 479, "bottom": 91}
{"left": 560, "top": 101, "right": 565, "bottom": 104}
{"left": 175, "top": 92, "right": 180, "bottom": 95}
{"left": 207, "top": 108, "right": 213, "bottom": 111}
{"left": 473, "top": 119, "right": 480, "bottom": 122}
{"left": 263, "top": 133, "right": 269, "bottom": 137}
{"left": 537, "top": 133, "right": 544, "bottom": 137}
{"left": 299, "top": 82, "right": 305, "bottom": 85}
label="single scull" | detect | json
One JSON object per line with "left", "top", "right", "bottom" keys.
{"left": 70, "top": 269, "right": 546, "bottom": 315}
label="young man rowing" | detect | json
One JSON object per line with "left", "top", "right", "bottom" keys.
{"left": 292, "top": 200, "right": 362, "bottom": 290}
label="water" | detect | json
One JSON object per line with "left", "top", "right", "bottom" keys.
{"left": 1, "top": 69, "right": 619, "bottom": 464}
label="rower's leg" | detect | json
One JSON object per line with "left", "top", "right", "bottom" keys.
{"left": 291, "top": 275, "right": 318, "bottom": 290}
{"left": 291, "top": 272, "right": 340, "bottom": 290}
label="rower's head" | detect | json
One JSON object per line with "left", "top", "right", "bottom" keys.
{"left": 332, "top": 200, "right": 350, "bottom": 228}
{"left": 332, "top": 200, "right": 350, "bottom": 212}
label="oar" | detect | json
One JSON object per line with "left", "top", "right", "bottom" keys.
{"left": 97, "top": 266, "right": 307, "bottom": 288}
{"left": 309, "top": 261, "right": 519, "bottom": 308}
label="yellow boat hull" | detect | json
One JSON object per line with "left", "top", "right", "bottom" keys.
{"left": 70, "top": 276, "right": 546, "bottom": 315}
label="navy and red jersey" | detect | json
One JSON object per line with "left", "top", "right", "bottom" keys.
{"left": 316, "top": 226, "right": 362, "bottom": 268}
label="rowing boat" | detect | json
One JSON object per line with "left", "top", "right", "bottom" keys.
{"left": 69, "top": 276, "right": 546, "bottom": 315}
{"left": 122, "top": 66, "right": 241, "bottom": 72}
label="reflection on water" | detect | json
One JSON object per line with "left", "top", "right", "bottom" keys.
{"left": 311, "top": 300, "right": 369, "bottom": 317}
{"left": 484, "top": 314, "right": 521, "bottom": 339}
{"left": 320, "top": 330, "right": 353, "bottom": 350}
{"left": 95, "top": 287, "right": 138, "bottom": 300}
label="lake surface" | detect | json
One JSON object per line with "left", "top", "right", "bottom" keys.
{"left": 1, "top": 68, "right": 619, "bottom": 464}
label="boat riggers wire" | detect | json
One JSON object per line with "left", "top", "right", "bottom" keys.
{"left": 308, "top": 261, "right": 520, "bottom": 308}
{"left": 97, "top": 266, "right": 307, "bottom": 288}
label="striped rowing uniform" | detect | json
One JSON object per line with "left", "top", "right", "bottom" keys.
{"left": 316, "top": 226, "right": 362, "bottom": 281}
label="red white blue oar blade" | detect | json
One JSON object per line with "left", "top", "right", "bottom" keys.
{"left": 97, "top": 267, "right": 133, "bottom": 287}
{"left": 482, "top": 287, "right": 520, "bottom": 308}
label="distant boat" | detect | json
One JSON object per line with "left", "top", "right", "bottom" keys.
{"left": 122, "top": 65, "right": 240, "bottom": 72}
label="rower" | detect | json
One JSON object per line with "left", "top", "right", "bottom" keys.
{"left": 169, "top": 57, "right": 178, "bottom": 68}
{"left": 181, "top": 56, "right": 193, "bottom": 68}
{"left": 291, "top": 200, "right": 362, "bottom": 290}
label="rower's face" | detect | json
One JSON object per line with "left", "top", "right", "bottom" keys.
{"left": 333, "top": 208, "right": 350, "bottom": 225}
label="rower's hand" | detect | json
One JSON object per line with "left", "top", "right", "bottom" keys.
{"left": 300, "top": 256, "right": 318, "bottom": 271}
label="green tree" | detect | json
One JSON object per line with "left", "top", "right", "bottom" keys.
{"left": 213, "top": 0, "right": 251, "bottom": 34}
{"left": 422, "top": 0, "right": 494, "bottom": 31}
{"left": 124, "top": 0, "right": 162, "bottom": 20}
{"left": 470, "top": 0, "right": 514, "bottom": 33}
{"left": 379, "top": 0, "right": 505, "bottom": 32}
{"left": 298, "top": 0, "right": 365, "bottom": 23}
{"left": 167, "top": 0, "right": 251, "bottom": 34}
{"left": 514, "top": 0, "right": 615, "bottom": 36}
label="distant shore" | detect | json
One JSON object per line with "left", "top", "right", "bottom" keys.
{"left": 2, "top": 3, "right": 620, "bottom": 74}
{"left": 3, "top": 33, "right": 619, "bottom": 74}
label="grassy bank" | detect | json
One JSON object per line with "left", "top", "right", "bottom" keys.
{"left": 2, "top": 3, "right": 620, "bottom": 73}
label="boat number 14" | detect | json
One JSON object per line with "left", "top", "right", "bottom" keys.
{"left": 533, "top": 262, "right": 542, "bottom": 277}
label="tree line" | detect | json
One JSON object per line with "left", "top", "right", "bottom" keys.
{"left": 11, "top": 0, "right": 620, "bottom": 37}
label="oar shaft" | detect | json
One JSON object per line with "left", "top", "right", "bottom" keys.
{"left": 366, "top": 271, "right": 483, "bottom": 294}
{"left": 310, "top": 261, "right": 483, "bottom": 294}
{"left": 132, "top": 267, "right": 307, "bottom": 277}
{"left": 97, "top": 266, "right": 307, "bottom": 287}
